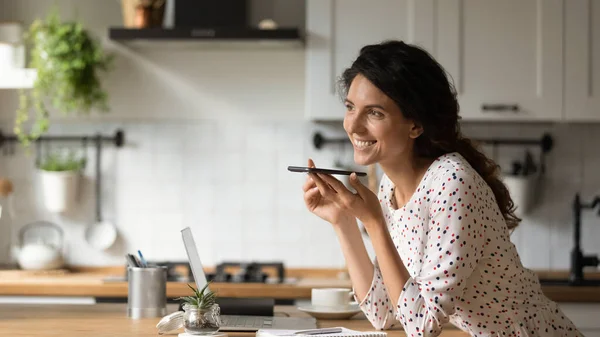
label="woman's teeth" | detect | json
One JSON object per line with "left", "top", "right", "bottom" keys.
{"left": 355, "top": 140, "right": 376, "bottom": 148}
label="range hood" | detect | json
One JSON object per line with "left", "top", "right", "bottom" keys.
{"left": 109, "top": 0, "right": 304, "bottom": 47}
{"left": 109, "top": 26, "right": 302, "bottom": 42}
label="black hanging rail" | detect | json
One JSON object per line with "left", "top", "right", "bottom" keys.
{"left": 475, "top": 133, "right": 554, "bottom": 154}
{"left": 0, "top": 129, "right": 125, "bottom": 149}
{"left": 312, "top": 131, "right": 554, "bottom": 154}
{"left": 0, "top": 129, "right": 125, "bottom": 215}
{"left": 312, "top": 131, "right": 554, "bottom": 174}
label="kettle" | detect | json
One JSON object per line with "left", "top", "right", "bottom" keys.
{"left": 14, "top": 221, "right": 65, "bottom": 270}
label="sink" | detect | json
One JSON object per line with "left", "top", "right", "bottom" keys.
{"left": 538, "top": 278, "right": 600, "bottom": 286}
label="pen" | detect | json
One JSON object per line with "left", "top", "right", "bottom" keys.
{"left": 293, "top": 328, "right": 343, "bottom": 335}
{"left": 125, "top": 254, "right": 136, "bottom": 268}
{"left": 133, "top": 255, "right": 143, "bottom": 268}
{"left": 137, "top": 250, "right": 148, "bottom": 268}
{"left": 125, "top": 254, "right": 140, "bottom": 268}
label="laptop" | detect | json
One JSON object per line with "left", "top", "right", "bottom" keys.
{"left": 181, "top": 227, "right": 317, "bottom": 332}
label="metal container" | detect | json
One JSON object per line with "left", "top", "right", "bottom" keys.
{"left": 127, "top": 266, "right": 167, "bottom": 319}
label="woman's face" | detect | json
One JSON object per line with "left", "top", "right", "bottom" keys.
{"left": 343, "top": 74, "right": 422, "bottom": 166}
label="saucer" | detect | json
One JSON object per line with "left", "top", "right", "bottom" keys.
{"left": 297, "top": 304, "right": 361, "bottom": 320}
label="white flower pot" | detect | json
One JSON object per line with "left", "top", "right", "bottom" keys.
{"left": 39, "top": 170, "right": 81, "bottom": 213}
{"left": 503, "top": 174, "right": 539, "bottom": 217}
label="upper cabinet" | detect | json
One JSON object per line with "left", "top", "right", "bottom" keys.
{"left": 565, "top": 0, "right": 600, "bottom": 121}
{"left": 434, "top": 0, "right": 564, "bottom": 122}
{"left": 305, "top": 0, "right": 433, "bottom": 121}
{"left": 306, "top": 0, "right": 566, "bottom": 122}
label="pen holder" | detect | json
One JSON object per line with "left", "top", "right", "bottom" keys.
{"left": 127, "top": 266, "right": 167, "bottom": 319}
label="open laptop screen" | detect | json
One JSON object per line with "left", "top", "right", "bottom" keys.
{"left": 181, "top": 227, "right": 209, "bottom": 291}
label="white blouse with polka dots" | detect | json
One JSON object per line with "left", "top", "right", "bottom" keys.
{"left": 357, "top": 153, "right": 581, "bottom": 337}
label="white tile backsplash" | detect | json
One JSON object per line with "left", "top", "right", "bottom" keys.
{"left": 242, "top": 183, "right": 275, "bottom": 212}
{"left": 183, "top": 152, "right": 216, "bottom": 185}
{"left": 244, "top": 150, "right": 277, "bottom": 184}
{"left": 153, "top": 152, "right": 184, "bottom": 183}
{"left": 242, "top": 211, "right": 276, "bottom": 244}
{"left": 184, "top": 122, "right": 218, "bottom": 152}
{"left": 0, "top": 119, "right": 599, "bottom": 270}
{"left": 246, "top": 123, "right": 276, "bottom": 153}
{"left": 153, "top": 124, "right": 186, "bottom": 154}
{"left": 216, "top": 153, "right": 245, "bottom": 184}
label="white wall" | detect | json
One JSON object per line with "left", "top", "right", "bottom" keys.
{"left": 0, "top": 0, "right": 599, "bottom": 271}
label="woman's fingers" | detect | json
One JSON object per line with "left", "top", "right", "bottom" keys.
{"left": 317, "top": 173, "right": 348, "bottom": 193}
{"left": 309, "top": 172, "right": 338, "bottom": 200}
{"left": 304, "top": 184, "right": 320, "bottom": 204}
{"left": 317, "top": 173, "right": 357, "bottom": 206}
{"left": 302, "top": 158, "right": 317, "bottom": 192}
{"left": 348, "top": 173, "right": 370, "bottom": 199}
{"left": 302, "top": 175, "right": 315, "bottom": 192}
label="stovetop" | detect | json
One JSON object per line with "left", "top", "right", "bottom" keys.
{"left": 208, "top": 261, "right": 285, "bottom": 283}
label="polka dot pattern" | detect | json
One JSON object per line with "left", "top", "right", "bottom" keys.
{"left": 356, "top": 153, "right": 581, "bottom": 337}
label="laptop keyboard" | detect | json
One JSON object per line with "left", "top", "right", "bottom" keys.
{"left": 221, "top": 315, "right": 272, "bottom": 329}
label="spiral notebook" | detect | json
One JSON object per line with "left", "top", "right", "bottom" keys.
{"left": 256, "top": 327, "right": 387, "bottom": 337}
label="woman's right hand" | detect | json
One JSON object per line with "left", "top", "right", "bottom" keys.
{"left": 303, "top": 158, "right": 354, "bottom": 226}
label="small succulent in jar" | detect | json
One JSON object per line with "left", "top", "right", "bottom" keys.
{"left": 176, "top": 282, "right": 220, "bottom": 335}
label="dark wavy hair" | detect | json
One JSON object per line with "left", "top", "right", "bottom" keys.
{"left": 338, "top": 40, "right": 520, "bottom": 230}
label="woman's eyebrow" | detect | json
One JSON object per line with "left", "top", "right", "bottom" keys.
{"left": 345, "top": 99, "right": 386, "bottom": 110}
{"left": 365, "top": 104, "right": 386, "bottom": 110}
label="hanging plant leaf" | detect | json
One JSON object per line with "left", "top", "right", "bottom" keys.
{"left": 15, "top": 8, "right": 114, "bottom": 147}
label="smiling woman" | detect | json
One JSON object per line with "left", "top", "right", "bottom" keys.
{"left": 300, "top": 40, "right": 582, "bottom": 337}
{"left": 342, "top": 74, "right": 422, "bottom": 171}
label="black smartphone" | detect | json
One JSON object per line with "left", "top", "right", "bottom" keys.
{"left": 287, "top": 166, "right": 367, "bottom": 176}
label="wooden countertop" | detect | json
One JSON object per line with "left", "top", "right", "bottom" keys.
{"left": 0, "top": 268, "right": 348, "bottom": 299}
{"left": 0, "top": 303, "right": 469, "bottom": 337}
{"left": 0, "top": 267, "right": 599, "bottom": 302}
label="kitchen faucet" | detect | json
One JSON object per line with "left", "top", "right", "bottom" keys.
{"left": 570, "top": 194, "right": 600, "bottom": 285}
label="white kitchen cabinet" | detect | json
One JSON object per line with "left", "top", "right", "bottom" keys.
{"left": 306, "top": 0, "right": 564, "bottom": 122}
{"left": 432, "top": 0, "right": 564, "bottom": 122}
{"left": 305, "top": 0, "right": 434, "bottom": 120}
{"left": 565, "top": 0, "right": 600, "bottom": 121}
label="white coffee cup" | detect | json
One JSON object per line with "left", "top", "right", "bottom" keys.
{"left": 311, "top": 288, "right": 356, "bottom": 309}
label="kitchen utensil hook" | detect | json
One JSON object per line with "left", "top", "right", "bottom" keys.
{"left": 95, "top": 134, "right": 102, "bottom": 223}
{"left": 83, "top": 134, "right": 117, "bottom": 251}
{"left": 35, "top": 139, "right": 43, "bottom": 168}
{"left": 82, "top": 137, "right": 88, "bottom": 170}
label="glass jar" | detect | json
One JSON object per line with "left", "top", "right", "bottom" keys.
{"left": 182, "top": 304, "right": 221, "bottom": 335}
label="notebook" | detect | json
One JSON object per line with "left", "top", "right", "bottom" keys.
{"left": 256, "top": 327, "right": 387, "bottom": 337}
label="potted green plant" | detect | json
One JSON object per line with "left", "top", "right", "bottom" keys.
{"left": 15, "top": 10, "right": 113, "bottom": 147}
{"left": 38, "top": 150, "right": 86, "bottom": 213}
{"left": 176, "top": 283, "right": 221, "bottom": 335}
